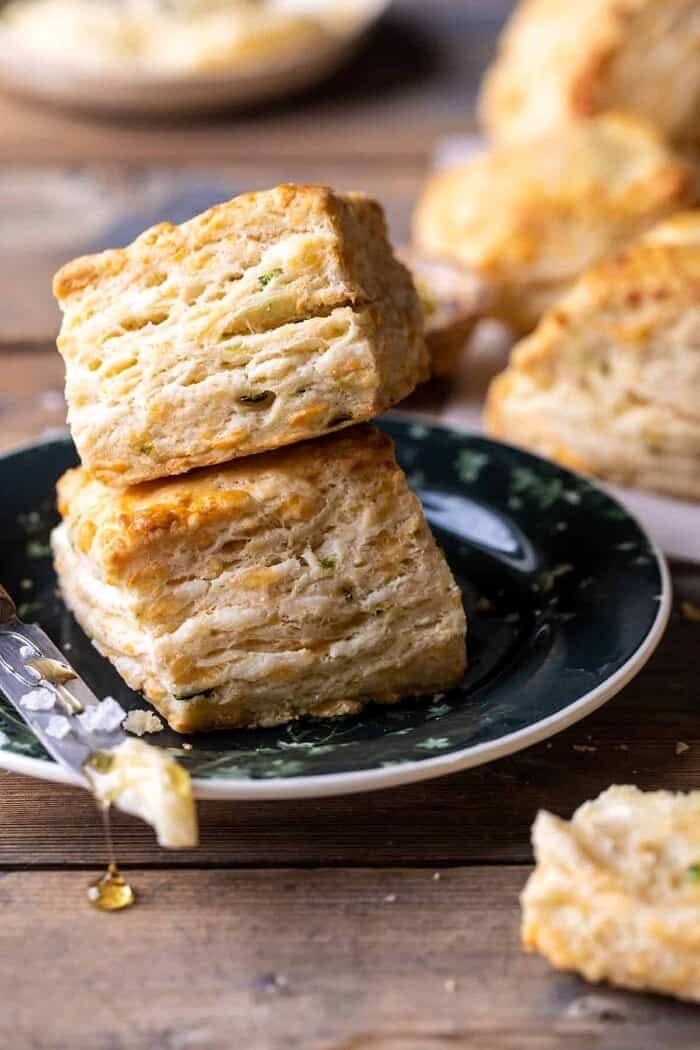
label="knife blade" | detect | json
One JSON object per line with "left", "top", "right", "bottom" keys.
{"left": 0, "top": 582, "right": 199, "bottom": 849}
{"left": 0, "top": 582, "right": 130, "bottom": 782}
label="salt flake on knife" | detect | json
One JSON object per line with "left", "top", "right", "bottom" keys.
{"left": 20, "top": 687, "right": 55, "bottom": 711}
{"left": 45, "top": 715, "right": 72, "bottom": 739}
{"left": 78, "top": 696, "right": 126, "bottom": 733}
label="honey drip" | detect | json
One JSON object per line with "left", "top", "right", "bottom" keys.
{"left": 87, "top": 802, "right": 136, "bottom": 912}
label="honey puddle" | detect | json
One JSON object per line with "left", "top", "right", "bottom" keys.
{"left": 25, "top": 658, "right": 197, "bottom": 910}
{"left": 87, "top": 802, "right": 136, "bottom": 912}
{"left": 83, "top": 739, "right": 198, "bottom": 910}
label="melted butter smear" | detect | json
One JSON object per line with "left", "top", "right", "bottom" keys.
{"left": 85, "top": 739, "right": 198, "bottom": 850}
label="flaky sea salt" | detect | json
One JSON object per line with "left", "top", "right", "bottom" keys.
{"left": 45, "top": 715, "right": 72, "bottom": 740}
{"left": 19, "top": 644, "right": 34, "bottom": 659}
{"left": 123, "top": 710, "right": 164, "bottom": 737}
{"left": 78, "top": 696, "right": 126, "bottom": 733}
{"left": 20, "top": 687, "right": 55, "bottom": 711}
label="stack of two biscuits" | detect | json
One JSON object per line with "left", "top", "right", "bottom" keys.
{"left": 51, "top": 185, "right": 467, "bottom": 734}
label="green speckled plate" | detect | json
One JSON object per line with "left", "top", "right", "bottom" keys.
{"left": 0, "top": 417, "right": 670, "bottom": 799}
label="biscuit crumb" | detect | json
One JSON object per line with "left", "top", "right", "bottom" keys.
{"left": 78, "top": 696, "right": 125, "bottom": 733}
{"left": 676, "top": 742, "right": 690, "bottom": 756}
{"left": 565, "top": 995, "right": 628, "bottom": 1022}
{"left": 123, "top": 709, "right": 164, "bottom": 737}
{"left": 20, "top": 687, "right": 55, "bottom": 711}
{"left": 444, "top": 978, "right": 457, "bottom": 993}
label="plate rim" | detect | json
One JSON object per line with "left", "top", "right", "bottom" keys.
{"left": 0, "top": 428, "right": 672, "bottom": 800}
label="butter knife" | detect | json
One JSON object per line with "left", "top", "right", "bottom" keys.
{"left": 0, "top": 582, "right": 130, "bottom": 782}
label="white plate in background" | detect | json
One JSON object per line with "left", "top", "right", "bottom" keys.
{"left": 0, "top": 0, "right": 389, "bottom": 115}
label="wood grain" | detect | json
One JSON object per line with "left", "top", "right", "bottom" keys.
{"left": 1, "top": 574, "right": 699, "bottom": 868}
{"left": 2, "top": 867, "right": 699, "bottom": 1050}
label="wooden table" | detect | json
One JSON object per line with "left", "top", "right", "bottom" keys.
{"left": 2, "top": 3, "right": 700, "bottom": 1047}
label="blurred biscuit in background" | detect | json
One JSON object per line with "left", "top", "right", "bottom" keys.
{"left": 413, "top": 112, "right": 694, "bottom": 335}
{"left": 402, "top": 251, "right": 492, "bottom": 377}
{"left": 485, "top": 212, "right": 700, "bottom": 502}
{"left": 479, "top": 0, "right": 700, "bottom": 148}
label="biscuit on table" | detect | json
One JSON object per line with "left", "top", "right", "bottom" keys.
{"left": 522, "top": 785, "right": 700, "bottom": 1002}
{"left": 413, "top": 112, "right": 693, "bottom": 333}
{"left": 51, "top": 426, "right": 467, "bottom": 732}
{"left": 54, "top": 185, "right": 428, "bottom": 487}
{"left": 485, "top": 212, "right": 700, "bottom": 502}
{"left": 479, "top": 0, "right": 700, "bottom": 148}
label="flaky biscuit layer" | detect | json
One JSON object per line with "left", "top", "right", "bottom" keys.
{"left": 53, "top": 426, "right": 466, "bottom": 731}
{"left": 55, "top": 185, "right": 428, "bottom": 486}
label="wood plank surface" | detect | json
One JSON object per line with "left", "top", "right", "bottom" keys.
{"left": 1, "top": 582, "right": 699, "bottom": 868}
{"left": 3, "top": 867, "right": 700, "bottom": 1050}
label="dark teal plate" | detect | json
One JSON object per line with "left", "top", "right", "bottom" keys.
{"left": 0, "top": 417, "right": 670, "bottom": 798}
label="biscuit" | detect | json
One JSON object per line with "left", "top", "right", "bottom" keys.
{"left": 485, "top": 212, "right": 700, "bottom": 501}
{"left": 522, "top": 785, "right": 700, "bottom": 1002}
{"left": 403, "top": 250, "right": 491, "bottom": 376}
{"left": 51, "top": 425, "right": 466, "bottom": 732}
{"left": 413, "top": 112, "right": 693, "bottom": 332}
{"left": 54, "top": 185, "right": 428, "bottom": 487}
{"left": 479, "top": 0, "right": 700, "bottom": 147}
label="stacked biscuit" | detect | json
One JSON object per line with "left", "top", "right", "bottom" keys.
{"left": 50, "top": 184, "right": 467, "bottom": 733}
{"left": 410, "top": 0, "right": 700, "bottom": 502}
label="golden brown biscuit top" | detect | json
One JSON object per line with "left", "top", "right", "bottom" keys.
{"left": 57, "top": 426, "right": 399, "bottom": 579}
{"left": 478, "top": 0, "right": 683, "bottom": 142}
{"left": 488, "top": 209, "right": 700, "bottom": 431}
{"left": 413, "top": 112, "right": 692, "bottom": 279}
{"left": 54, "top": 184, "right": 384, "bottom": 303}
{"left": 542, "top": 214, "right": 700, "bottom": 333}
